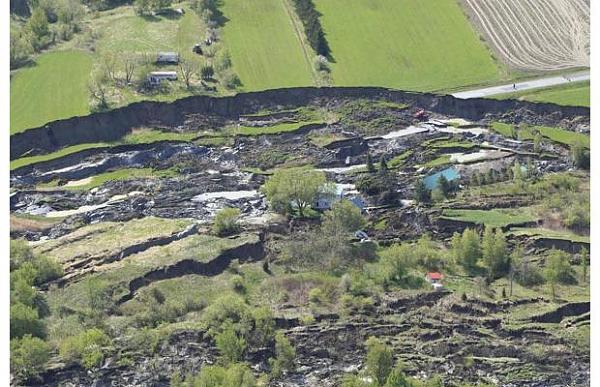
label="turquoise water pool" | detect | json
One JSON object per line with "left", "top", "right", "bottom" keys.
{"left": 424, "top": 167, "right": 460, "bottom": 190}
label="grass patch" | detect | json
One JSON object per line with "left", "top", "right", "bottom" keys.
{"left": 221, "top": 0, "right": 314, "bottom": 90}
{"left": 122, "top": 128, "right": 197, "bottom": 144}
{"left": 507, "top": 227, "right": 589, "bottom": 244}
{"left": 388, "top": 150, "right": 412, "bottom": 168}
{"left": 492, "top": 81, "right": 590, "bottom": 107}
{"left": 308, "top": 133, "right": 347, "bottom": 147}
{"left": 315, "top": 0, "right": 504, "bottom": 91}
{"left": 232, "top": 120, "right": 324, "bottom": 136}
{"left": 10, "top": 142, "right": 112, "bottom": 170}
{"left": 38, "top": 168, "right": 178, "bottom": 191}
{"left": 490, "top": 122, "right": 589, "bottom": 148}
{"left": 10, "top": 50, "right": 93, "bottom": 134}
{"left": 441, "top": 208, "right": 537, "bottom": 228}
{"left": 423, "top": 154, "right": 452, "bottom": 168}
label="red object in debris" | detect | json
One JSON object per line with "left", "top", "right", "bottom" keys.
{"left": 414, "top": 109, "right": 427, "bottom": 120}
{"left": 426, "top": 272, "right": 443, "bottom": 281}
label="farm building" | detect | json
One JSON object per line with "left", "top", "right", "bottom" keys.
{"left": 425, "top": 272, "right": 444, "bottom": 284}
{"left": 314, "top": 183, "right": 366, "bottom": 211}
{"left": 156, "top": 52, "right": 180, "bottom": 64}
{"left": 147, "top": 71, "right": 177, "bottom": 86}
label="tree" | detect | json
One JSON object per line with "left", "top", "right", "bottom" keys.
{"left": 452, "top": 228, "right": 480, "bottom": 272}
{"left": 437, "top": 174, "right": 450, "bottom": 197}
{"left": 580, "top": 247, "right": 589, "bottom": 283}
{"left": 366, "top": 152, "right": 375, "bottom": 173}
{"left": 571, "top": 141, "right": 590, "bottom": 169}
{"left": 212, "top": 207, "right": 241, "bottom": 236}
{"left": 122, "top": 52, "right": 138, "bottom": 84}
{"left": 414, "top": 179, "right": 430, "bottom": 203}
{"left": 482, "top": 227, "right": 508, "bottom": 279}
{"left": 262, "top": 167, "right": 330, "bottom": 217}
{"left": 28, "top": 7, "right": 49, "bottom": 39}
{"left": 59, "top": 328, "right": 111, "bottom": 369}
{"left": 544, "top": 249, "right": 575, "bottom": 298}
{"left": 10, "top": 335, "right": 51, "bottom": 382}
{"left": 179, "top": 56, "right": 198, "bottom": 89}
{"left": 321, "top": 199, "right": 366, "bottom": 235}
{"left": 200, "top": 64, "right": 215, "bottom": 80}
{"left": 215, "top": 323, "right": 247, "bottom": 363}
{"left": 384, "top": 362, "right": 412, "bottom": 387}
{"left": 10, "top": 303, "right": 45, "bottom": 339}
{"left": 88, "top": 71, "right": 109, "bottom": 111}
{"left": 251, "top": 307, "right": 275, "bottom": 348}
{"left": 134, "top": 0, "right": 154, "bottom": 15}
{"left": 365, "top": 337, "right": 393, "bottom": 385}
{"left": 533, "top": 132, "right": 542, "bottom": 153}
{"left": 430, "top": 188, "right": 445, "bottom": 203}
{"left": 379, "top": 155, "right": 388, "bottom": 174}
{"left": 269, "top": 332, "right": 296, "bottom": 378}
{"left": 513, "top": 160, "right": 523, "bottom": 183}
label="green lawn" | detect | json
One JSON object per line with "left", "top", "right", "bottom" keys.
{"left": 220, "top": 0, "right": 314, "bottom": 90}
{"left": 10, "top": 50, "right": 93, "bottom": 134}
{"left": 490, "top": 122, "right": 589, "bottom": 148}
{"left": 95, "top": 7, "right": 202, "bottom": 54}
{"left": 441, "top": 208, "right": 538, "bottom": 228}
{"left": 493, "top": 81, "right": 590, "bottom": 107}
{"left": 10, "top": 142, "right": 111, "bottom": 170}
{"left": 37, "top": 167, "right": 178, "bottom": 191}
{"left": 315, "top": 0, "right": 504, "bottom": 91}
{"left": 507, "top": 227, "right": 589, "bottom": 244}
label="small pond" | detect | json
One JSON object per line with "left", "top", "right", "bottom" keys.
{"left": 424, "top": 167, "right": 460, "bottom": 190}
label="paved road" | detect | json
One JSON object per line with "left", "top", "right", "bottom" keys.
{"left": 452, "top": 70, "right": 590, "bottom": 99}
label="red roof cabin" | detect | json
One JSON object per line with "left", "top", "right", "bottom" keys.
{"left": 425, "top": 272, "right": 444, "bottom": 284}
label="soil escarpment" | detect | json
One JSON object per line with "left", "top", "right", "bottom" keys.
{"left": 11, "top": 87, "right": 589, "bottom": 159}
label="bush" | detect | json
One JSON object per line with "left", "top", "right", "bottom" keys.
{"left": 215, "top": 323, "right": 247, "bottom": 363}
{"left": 365, "top": 337, "right": 393, "bottom": 385}
{"left": 212, "top": 207, "right": 242, "bottom": 236}
{"left": 10, "top": 335, "right": 51, "bottom": 382}
{"left": 269, "top": 332, "right": 296, "bottom": 379}
{"left": 201, "top": 295, "right": 253, "bottom": 336}
{"left": 59, "top": 328, "right": 111, "bottom": 369}
{"left": 221, "top": 71, "right": 241, "bottom": 89}
{"left": 10, "top": 240, "right": 63, "bottom": 284}
{"left": 188, "top": 363, "right": 256, "bottom": 386}
{"left": 10, "top": 303, "right": 45, "bottom": 339}
{"left": 251, "top": 307, "right": 275, "bottom": 348}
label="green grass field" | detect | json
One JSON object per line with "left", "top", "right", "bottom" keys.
{"left": 220, "top": 0, "right": 314, "bottom": 90}
{"left": 441, "top": 208, "right": 537, "bottom": 228}
{"left": 493, "top": 81, "right": 590, "bottom": 107}
{"left": 10, "top": 50, "right": 93, "bottom": 134}
{"left": 315, "top": 0, "right": 504, "bottom": 91}
{"left": 490, "top": 122, "right": 589, "bottom": 148}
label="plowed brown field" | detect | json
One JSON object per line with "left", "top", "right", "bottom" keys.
{"left": 462, "top": 0, "right": 589, "bottom": 71}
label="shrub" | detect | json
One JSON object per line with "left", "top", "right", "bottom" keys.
{"left": 10, "top": 303, "right": 45, "bottom": 339}
{"left": 212, "top": 207, "right": 241, "bottom": 236}
{"left": 201, "top": 295, "right": 253, "bottom": 336}
{"left": 215, "top": 323, "right": 247, "bottom": 363}
{"left": 189, "top": 363, "right": 256, "bottom": 387}
{"left": 200, "top": 64, "right": 215, "bottom": 80}
{"left": 251, "top": 307, "right": 275, "bottom": 348}
{"left": 269, "top": 332, "right": 296, "bottom": 379}
{"left": 221, "top": 71, "right": 241, "bottom": 89}
{"left": 365, "top": 337, "right": 393, "bottom": 385}
{"left": 59, "top": 328, "right": 111, "bottom": 369}
{"left": 10, "top": 335, "right": 51, "bottom": 382}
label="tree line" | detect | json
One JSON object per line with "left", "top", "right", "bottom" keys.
{"left": 292, "top": 0, "right": 331, "bottom": 57}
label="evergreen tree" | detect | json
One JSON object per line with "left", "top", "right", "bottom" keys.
{"left": 379, "top": 155, "right": 388, "bottom": 174}
{"left": 366, "top": 152, "right": 375, "bottom": 173}
{"left": 414, "top": 179, "right": 430, "bottom": 203}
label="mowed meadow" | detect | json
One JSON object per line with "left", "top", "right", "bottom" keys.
{"left": 10, "top": 50, "right": 92, "bottom": 134}
{"left": 220, "top": 0, "right": 314, "bottom": 90}
{"left": 314, "top": 0, "right": 504, "bottom": 91}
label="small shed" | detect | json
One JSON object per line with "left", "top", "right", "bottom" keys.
{"left": 156, "top": 52, "right": 180, "bottom": 64}
{"left": 147, "top": 71, "right": 177, "bottom": 86}
{"left": 425, "top": 272, "right": 444, "bottom": 284}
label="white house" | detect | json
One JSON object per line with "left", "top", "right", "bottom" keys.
{"left": 314, "top": 183, "right": 366, "bottom": 211}
{"left": 156, "top": 52, "right": 180, "bottom": 64}
{"left": 147, "top": 71, "right": 177, "bottom": 86}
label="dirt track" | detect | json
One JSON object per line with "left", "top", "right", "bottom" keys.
{"left": 463, "top": 0, "right": 589, "bottom": 71}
